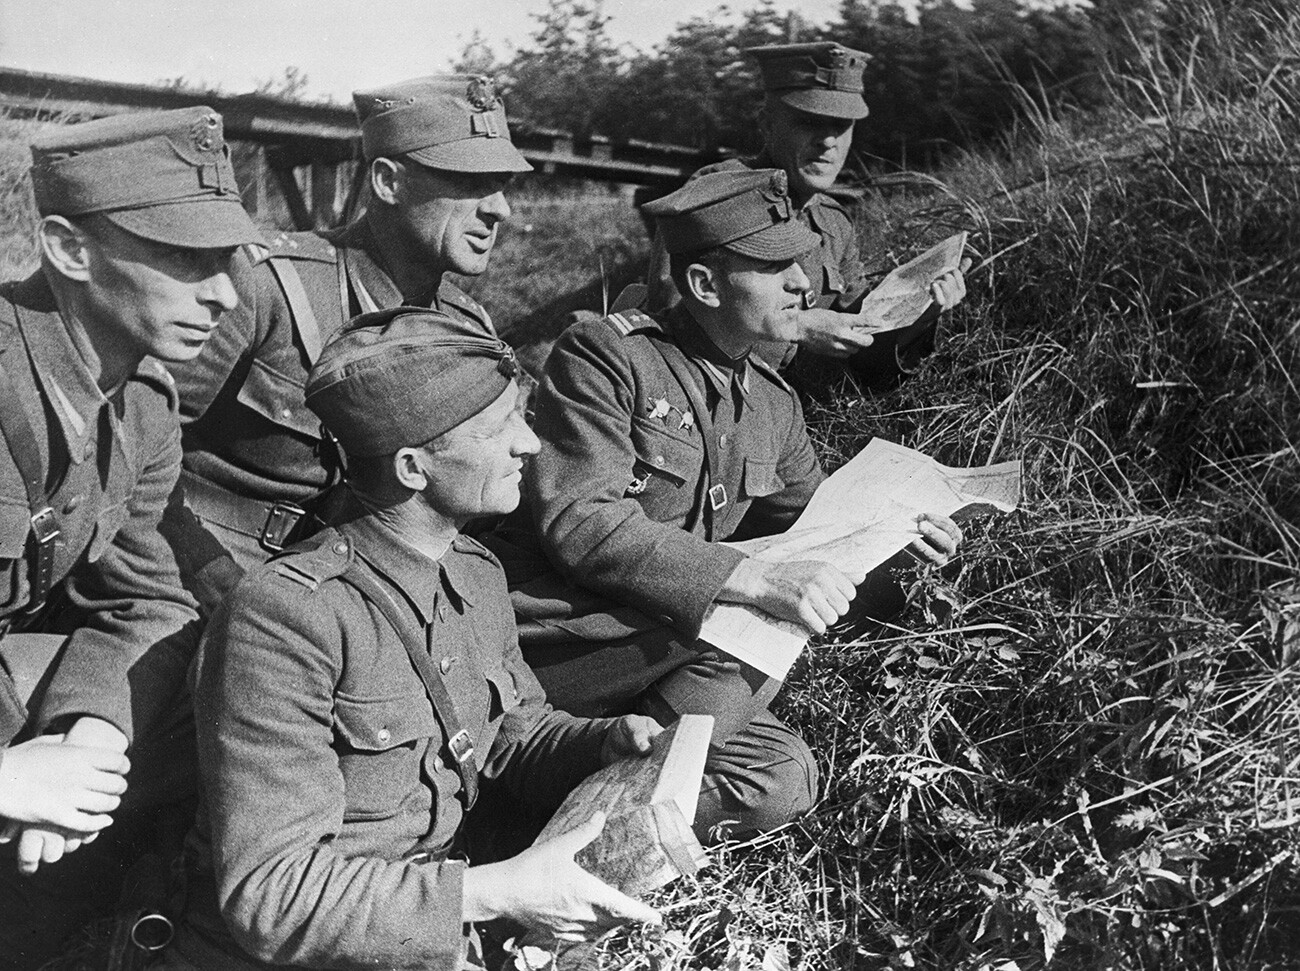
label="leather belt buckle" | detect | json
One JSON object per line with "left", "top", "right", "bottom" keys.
{"left": 448, "top": 729, "right": 475, "bottom": 766}
{"left": 708, "top": 484, "right": 728, "bottom": 511}
{"left": 260, "top": 501, "right": 307, "bottom": 553}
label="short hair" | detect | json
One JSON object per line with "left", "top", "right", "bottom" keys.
{"left": 344, "top": 430, "right": 450, "bottom": 498}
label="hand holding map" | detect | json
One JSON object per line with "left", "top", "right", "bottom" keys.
{"left": 854, "top": 231, "right": 969, "bottom": 334}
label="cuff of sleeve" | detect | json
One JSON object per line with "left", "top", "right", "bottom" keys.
{"left": 417, "top": 857, "right": 469, "bottom": 961}
{"left": 675, "top": 544, "right": 747, "bottom": 639}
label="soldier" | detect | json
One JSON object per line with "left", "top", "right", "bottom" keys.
{"left": 496, "top": 169, "right": 963, "bottom": 840}
{"left": 645, "top": 42, "right": 969, "bottom": 390}
{"left": 0, "top": 107, "right": 261, "bottom": 968}
{"left": 164, "top": 310, "right": 660, "bottom": 970}
{"left": 168, "top": 74, "right": 532, "bottom": 592}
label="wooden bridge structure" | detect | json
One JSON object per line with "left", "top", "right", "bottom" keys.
{"left": 0, "top": 66, "right": 723, "bottom": 231}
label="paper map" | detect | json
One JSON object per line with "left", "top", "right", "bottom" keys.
{"left": 534, "top": 714, "right": 713, "bottom": 896}
{"left": 856, "top": 231, "right": 968, "bottom": 333}
{"left": 700, "top": 439, "right": 1021, "bottom": 681}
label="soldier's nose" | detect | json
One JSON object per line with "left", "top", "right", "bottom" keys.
{"left": 481, "top": 191, "right": 511, "bottom": 223}
{"left": 199, "top": 271, "right": 240, "bottom": 313}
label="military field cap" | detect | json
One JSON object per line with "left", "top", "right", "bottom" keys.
{"left": 29, "top": 106, "right": 261, "bottom": 248}
{"left": 642, "top": 168, "right": 819, "bottom": 261}
{"left": 748, "top": 42, "right": 870, "bottom": 120}
{"left": 305, "top": 307, "right": 520, "bottom": 457}
{"left": 353, "top": 74, "right": 533, "bottom": 174}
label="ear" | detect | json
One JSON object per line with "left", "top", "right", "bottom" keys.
{"left": 369, "top": 157, "right": 403, "bottom": 207}
{"left": 391, "top": 446, "right": 431, "bottom": 493}
{"left": 38, "top": 215, "right": 92, "bottom": 283}
{"left": 684, "top": 261, "right": 721, "bottom": 309}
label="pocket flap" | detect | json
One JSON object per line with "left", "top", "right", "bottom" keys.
{"left": 631, "top": 415, "right": 700, "bottom": 487}
{"left": 0, "top": 502, "right": 29, "bottom": 560}
{"left": 334, "top": 693, "right": 437, "bottom": 751}
{"left": 742, "top": 457, "right": 782, "bottom": 499}
{"left": 236, "top": 358, "right": 322, "bottom": 439}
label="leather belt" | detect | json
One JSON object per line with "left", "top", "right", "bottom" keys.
{"left": 179, "top": 470, "right": 307, "bottom": 553}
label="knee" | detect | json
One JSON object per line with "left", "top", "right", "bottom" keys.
{"left": 696, "top": 730, "right": 819, "bottom": 840}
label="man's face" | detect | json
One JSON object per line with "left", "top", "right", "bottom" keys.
{"left": 395, "top": 163, "right": 513, "bottom": 277}
{"left": 710, "top": 251, "right": 812, "bottom": 349}
{"left": 762, "top": 100, "right": 856, "bottom": 201}
{"left": 417, "top": 380, "right": 540, "bottom": 524}
{"left": 79, "top": 219, "right": 239, "bottom": 363}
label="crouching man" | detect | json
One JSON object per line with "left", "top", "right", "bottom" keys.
{"left": 164, "top": 309, "right": 660, "bottom": 970}
{"left": 0, "top": 107, "right": 261, "bottom": 969}
{"left": 497, "top": 169, "right": 963, "bottom": 841}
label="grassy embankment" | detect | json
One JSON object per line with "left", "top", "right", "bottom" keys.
{"left": 576, "top": 4, "right": 1297, "bottom": 970}
{"left": 1, "top": 2, "right": 1296, "bottom": 966}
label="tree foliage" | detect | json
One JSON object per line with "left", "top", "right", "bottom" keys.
{"left": 472, "top": 0, "right": 1174, "bottom": 166}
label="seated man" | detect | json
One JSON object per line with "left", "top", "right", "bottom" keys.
{"left": 0, "top": 107, "right": 261, "bottom": 969}
{"left": 499, "top": 169, "right": 962, "bottom": 840}
{"left": 166, "top": 309, "right": 660, "bottom": 970}
{"left": 645, "top": 42, "right": 969, "bottom": 391}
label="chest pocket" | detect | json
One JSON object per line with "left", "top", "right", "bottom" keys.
{"left": 0, "top": 501, "right": 29, "bottom": 611}
{"left": 235, "top": 358, "right": 322, "bottom": 440}
{"left": 628, "top": 415, "right": 701, "bottom": 520}
{"left": 333, "top": 692, "right": 439, "bottom": 821}
{"left": 87, "top": 502, "right": 130, "bottom": 563}
{"left": 740, "top": 457, "right": 783, "bottom": 502}
{"left": 822, "top": 261, "right": 846, "bottom": 302}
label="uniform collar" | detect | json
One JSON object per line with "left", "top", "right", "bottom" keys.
{"left": 332, "top": 217, "right": 446, "bottom": 311}
{"left": 12, "top": 273, "right": 123, "bottom": 466}
{"left": 336, "top": 497, "right": 474, "bottom": 626}
{"left": 671, "top": 305, "right": 751, "bottom": 402}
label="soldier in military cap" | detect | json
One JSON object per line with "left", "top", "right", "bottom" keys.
{"left": 645, "top": 41, "right": 969, "bottom": 391}
{"left": 0, "top": 106, "right": 261, "bottom": 969}
{"left": 493, "top": 169, "right": 963, "bottom": 839}
{"left": 167, "top": 73, "right": 533, "bottom": 597}
{"left": 164, "top": 309, "right": 660, "bottom": 970}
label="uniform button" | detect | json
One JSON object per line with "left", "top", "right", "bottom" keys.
{"left": 83, "top": 443, "right": 95, "bottom": 461}
{"left": 63, "top": 495, "right": 82, "bottom": 513}
{"left": 333, "top": 542, "right": 348, "bottom": 554}
{"left": 439, "top": 656, "right": 457, "bottom": 675}
{"left": 281, "top": 408, "right": 292, "bottom": 419}
{"left": 719, "top": 434, "right": 728, "bottom": 447}
{"left": 654, "top": 455, "right": 665, "bottom": 466}
{"left": 377, "top": 728, "right": 391, "bottom": 744}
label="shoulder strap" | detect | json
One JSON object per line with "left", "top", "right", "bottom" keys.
{"left": 0, "top": 328, "right": 60, "bottom": 612}
{"left": 335, "top": 561, "right": 479, "bottom": 809}
{"left": 642, "top": 333, "right": 728, "bottom": 541}
{"left": 266, "top": 256, "right": 324, "bottom": 365}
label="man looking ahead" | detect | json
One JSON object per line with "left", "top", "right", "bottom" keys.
{"left": 169, "top": 74, "right": 532, "bottom": 596}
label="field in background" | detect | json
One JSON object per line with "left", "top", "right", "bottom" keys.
{"left": 2, "top": 3, "right": 1298, "bottom": 967}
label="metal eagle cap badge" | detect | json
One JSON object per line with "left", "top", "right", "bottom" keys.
{"left": 466, "top": 76, "right": 500, "bottom": 111}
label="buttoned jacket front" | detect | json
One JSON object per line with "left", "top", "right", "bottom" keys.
{"left": 0, "top": 273, "right": 198, "bottom": 742}
{"left": 170, "top": 218, "right": 495, "bottom": 531}
{"left": 517, "top": 306, "right": 824, "bottom": 643}
{"left": 178, "top": 505, "right": 609, "bottom": 970}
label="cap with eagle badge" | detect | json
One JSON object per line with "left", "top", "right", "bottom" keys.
{"left": 747, "top": 42, "right": 870, "bottom": 120}
{"left": 29, "top": 106, "right": 262, "bottom": 248}
{"left": 352, "top": 74, "right": 533, "bottom": 174}
{"left": 305, "top": 307, "right": 521, "bottom": 457}
{"left": 641, "top": 168, "right": 820, "bottom": 261}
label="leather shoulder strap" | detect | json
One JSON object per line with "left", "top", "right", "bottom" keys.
{"left": 267, "top": 256, "right": 324, "bottom": 365}
{"left": 335, "top": 560, "right": 479, "bottom": 809}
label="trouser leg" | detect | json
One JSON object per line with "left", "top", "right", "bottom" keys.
{"left": 522, "top": 630, "right": 818, "bottom": 841}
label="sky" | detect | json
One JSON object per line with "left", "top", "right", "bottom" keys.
{"left": 0, "top": 0, "right": 844, "bottom": 102}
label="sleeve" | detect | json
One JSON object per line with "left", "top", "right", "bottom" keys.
{"left": 198, "top": 578, "right": 468, "bottom": 970}
{"left": 480, "top": 599, "right": 612, "bottom": 818}
{"left": 35, "top": 412, "right": 200, "bottom": 744}
{"left": 529, "top": 323, "right": 744, "bottom": 639}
